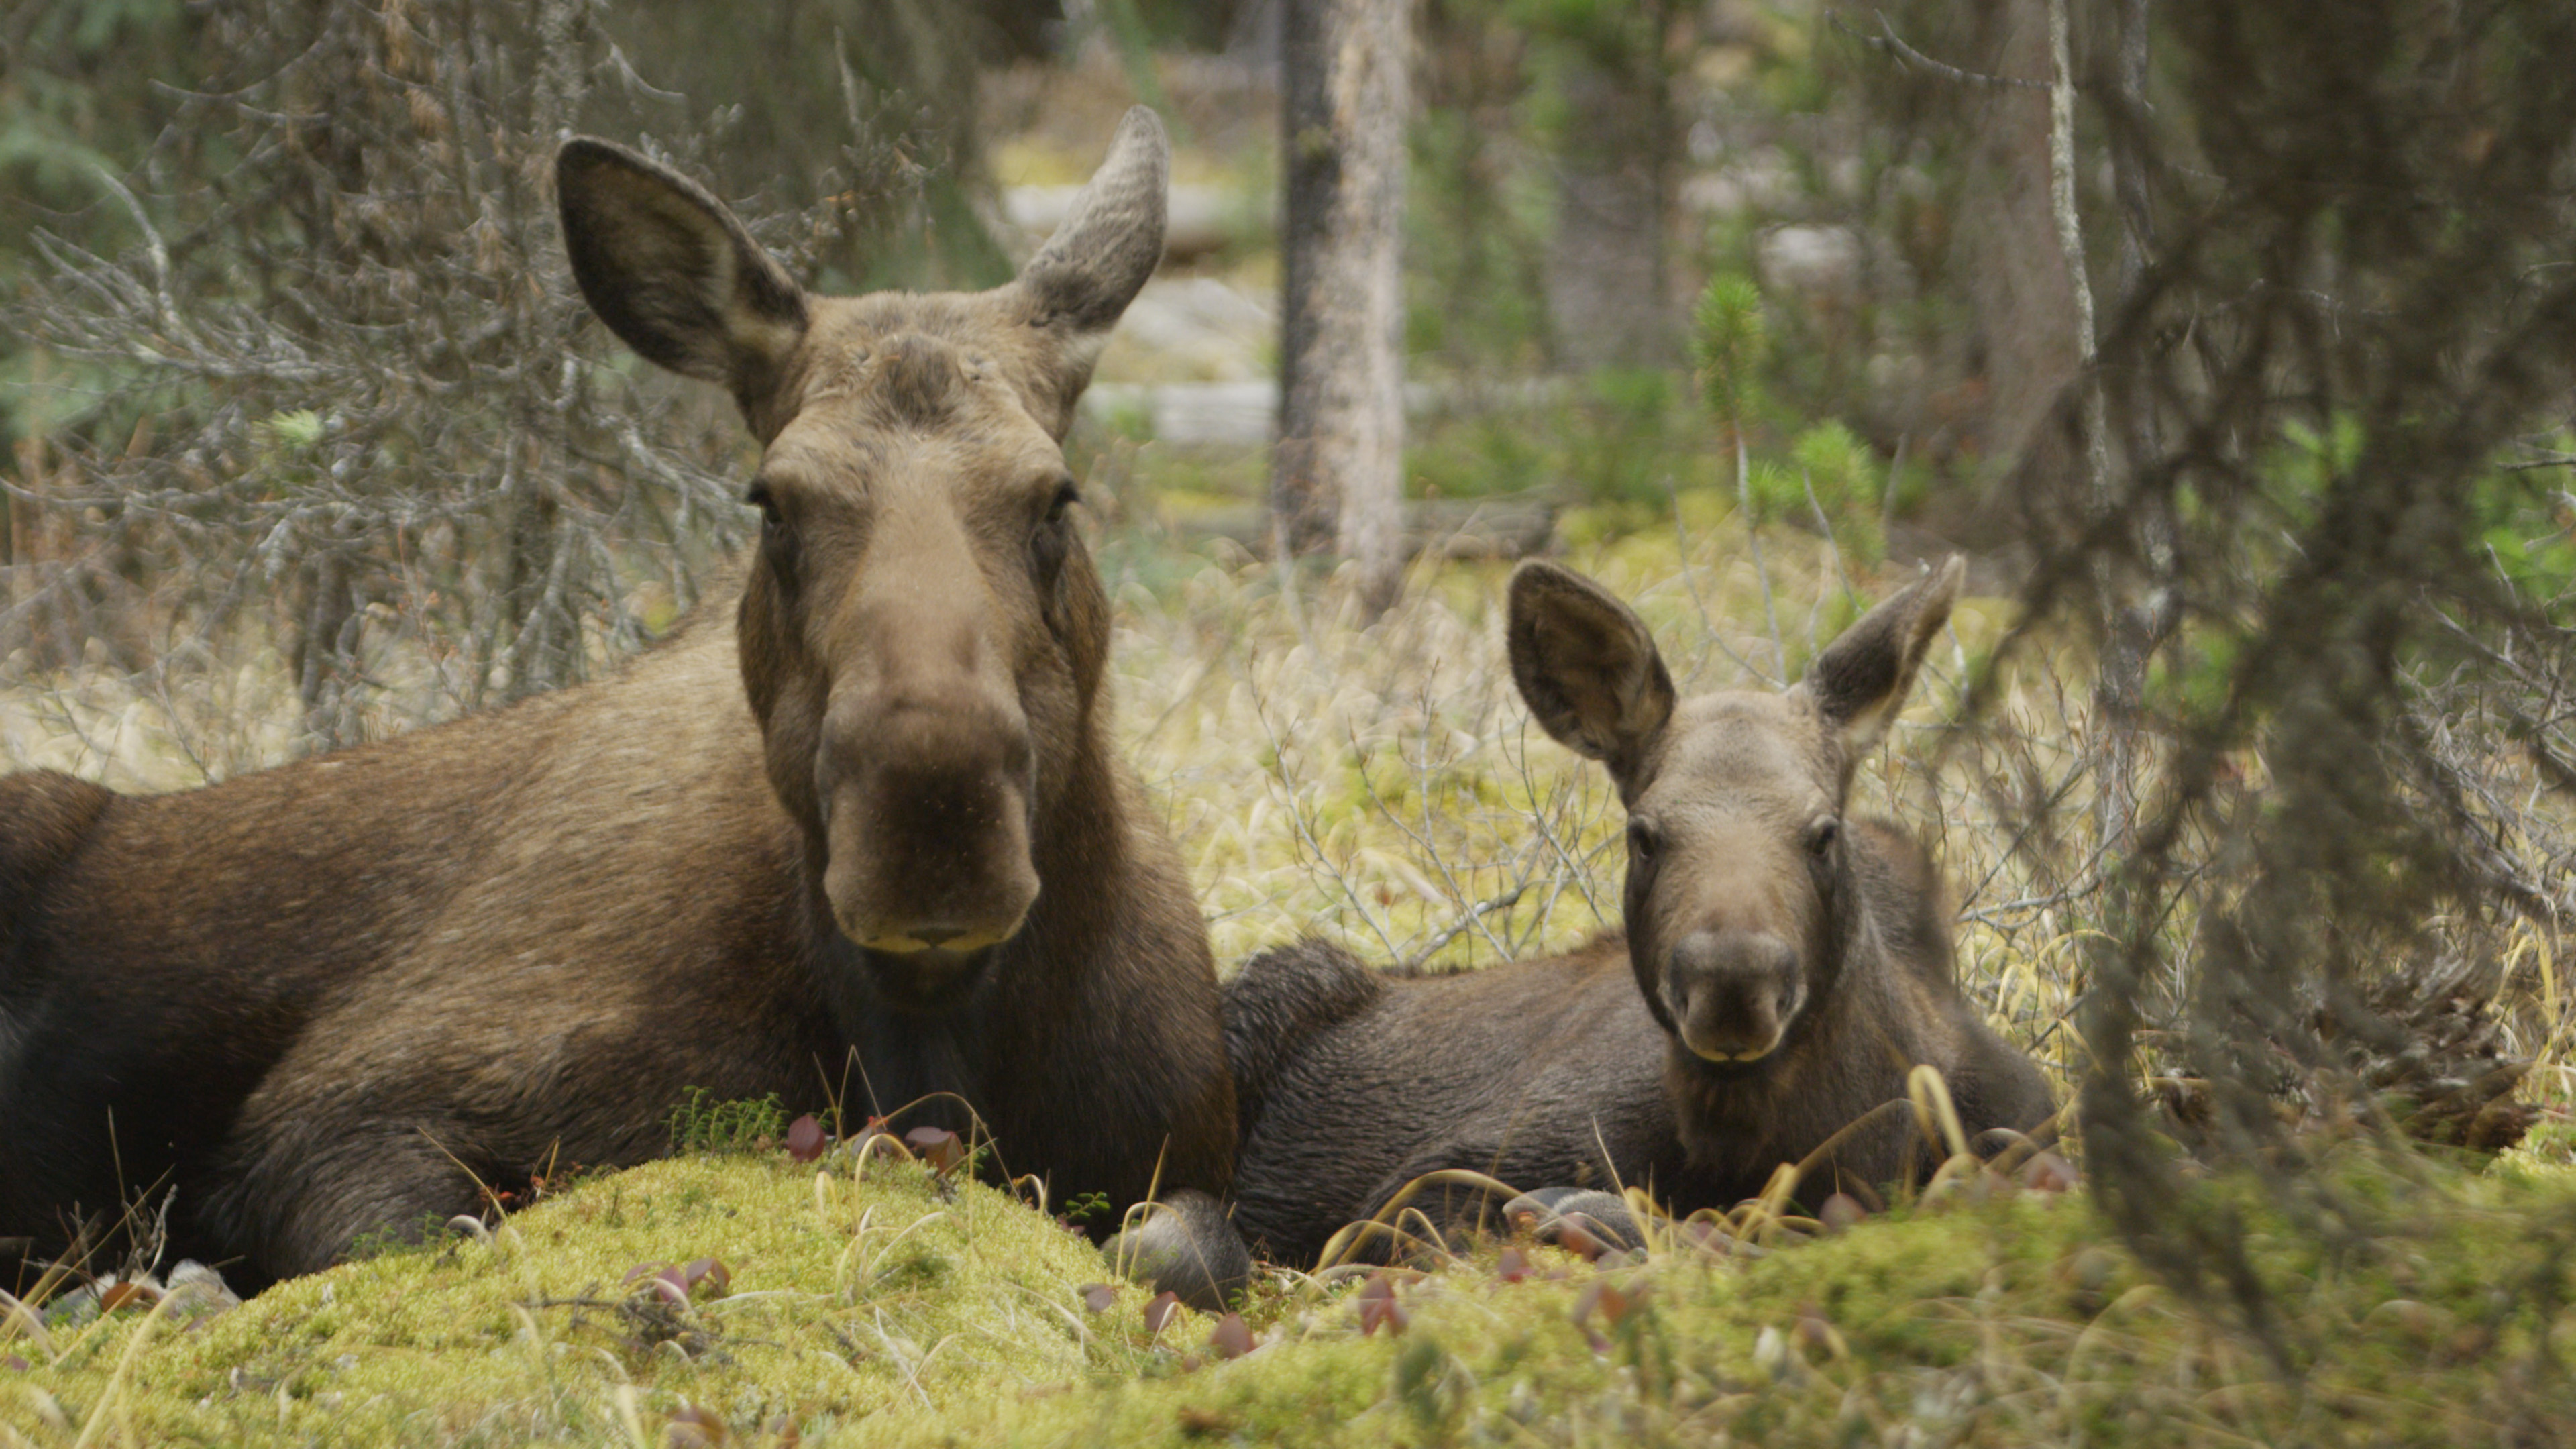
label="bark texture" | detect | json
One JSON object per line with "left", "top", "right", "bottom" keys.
{"left": 1541, "top": 5, "right": 1680, "bottom": 370}
{"left": 1274, "top": 0, "right": 1409, "bottom": 615}
{"left": 1956, "top": 0, "right": 2080, "bottom": 490}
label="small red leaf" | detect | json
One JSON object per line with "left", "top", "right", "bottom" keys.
{"left": 1495, "top": 1246, "right": 1532, "bottom": 1285}
{"left": 786, "top": 1115, "right": 828, "bottom": 1163}
{"left": 2021, "top": 1151, "right": 2080, "bottom": 1193}
{"left": 1820, "top": 1193, "right": 1868, "bottom": 1234}
{"left": 2, "top": 1355, "right": 28, "bottom": 1372}
{"left": 1143, "top": 1291, "right": 1185, "bottom": 1334}
{"left": 1572, "top": 1278, "right": 1646, "bottom": 1327}
{"left": 904, "top": 1126, "right": 966, "bottom": 1173}
{"left": 1356, "top": 1272, "right": 1409, "bottom": 1337}
{"left": 683, "top": 1258, "right": 730, "bottom": 1297}
{"left": 98, "top": 1281, "right": 161, "bottom": 1312}
{"left": 1556, "top": 1218, "right": 1609, "bottom": 1262}
{"left": 651, "top": 1269, "right": 692, "bottom": 1307}
{"left": 622, "top": 1262, "right": 659, "bottom": 1286}
{"left": 1208, "top": 1311, "right": 1253, "bottom": 1360}
{"left": 1079, "top": 1283, "right": 1118, "bottom": 1314}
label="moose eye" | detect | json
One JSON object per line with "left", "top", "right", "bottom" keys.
{"left": 745, "top": 480, "right": 801, "bottom": 590}
{"left": 1626, "top": 818, "right": 1662, "bottom": 863}
{"left": 1807, "top": 816, "right": 1839, "bottom": 859}
{"left": 1030, "top": 478, "right": 1079, "bottom": 586}
{"left": 1044, "top": 478, "right": 1081, "bottom": 526}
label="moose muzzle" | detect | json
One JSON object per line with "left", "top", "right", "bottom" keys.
{"left": 819, "top": 680, "right": 1040, "bottom": 967}
{"left": 1663, "top": 928, "right": 1805, "bottom": 1063}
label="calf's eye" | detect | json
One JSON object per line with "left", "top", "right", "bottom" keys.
{"left": 1031, "top": 478, "right": 1080, "bottom": 586}
{"left": 1807, "top": 816, "right": 1839, "bottom": 857}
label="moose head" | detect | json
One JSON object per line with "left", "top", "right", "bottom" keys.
{"left": 557, "top": 109, "right": 1170, "bottom": 1010}
{"left": 1508, "top": 558, "right": 1965, "bottom": 1065}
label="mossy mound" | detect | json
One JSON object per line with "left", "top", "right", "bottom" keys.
{"left": 896, "top": 1152, "right": 2576, "bottom": 1448}
{"left": 10, "top": 1146, "right": 2575, "bottom": 1446}
{"left": 3, "top": 1151, "right": 1115, "bottom": 1444}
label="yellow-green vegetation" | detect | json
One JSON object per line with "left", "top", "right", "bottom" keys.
{"left": 3, "top": 1150, "right": 1113, "bottom": 1445}
{"left": 9, "top": 1144, "right": 2576, "bottom": 1446}
{"left": 7, "top": 476, "right": 2572, "bottom": 1444}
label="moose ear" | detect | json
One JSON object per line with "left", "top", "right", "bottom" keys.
{"left": 1508, "top": 561, "right": 1676, "bottom": 788}
{"left": 1799, "top": 555, "right": 1965, "bottom": 759}
{"left": 556, "top": 138, "right": 808, "bottom": 400}
{"left": 1018, "top": 106, "right": 1169, "bottom": 342}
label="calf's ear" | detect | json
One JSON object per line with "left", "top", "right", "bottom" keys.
{"left": 1801, "top": 555, "right": 1966, "bottom": 760}
{"left": 1018, "top": 105, "right": 1169, "bottom": 347}
{"left": 556, "top": 138, "right": 808, "bottom": 406}
{"left": 1508, "top": 561, "right": 1676, "bottom": 790}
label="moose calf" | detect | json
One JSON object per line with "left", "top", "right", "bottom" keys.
{"left": 1225, "top": 559, "right": 2054, "bottom": 1265}
{"left": 1, "top": 109, "right": 1246, "bottom": 1306}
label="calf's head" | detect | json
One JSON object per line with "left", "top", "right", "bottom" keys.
{"left": 1508, "top": 559, "right": 1964, "bottom": 1064}
{"left": 556, "top": 111, "right": 1169, "bottom": 1007}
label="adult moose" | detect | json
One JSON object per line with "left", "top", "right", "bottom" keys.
{"left": 0, "top": 109, "right": 1246, "bottom": 1305}
{"left": 1225, "top": 559, "right": 2053, "bottom": 1265}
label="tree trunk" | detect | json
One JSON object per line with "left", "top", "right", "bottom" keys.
{"left": 497, "top": 0, "right": 590, "bottom": 703}
{"left": 1274, "top": 0, "right": 1409, "bottom": 616}
{"left": 1542, "top": 3, "right": 1680, "bottom": 370}
{"left": 1955, "top": 0, "right": 2080, "bottom": 498}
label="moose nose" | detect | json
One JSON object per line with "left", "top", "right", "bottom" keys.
{"left": 820, "top": 680, "right": 1041, "bottom": 959}
{"left": 1664, "top": 928, "right": 1801, "bottom": 1063}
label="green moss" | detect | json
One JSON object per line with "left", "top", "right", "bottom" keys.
{"left": 3, "top": 1153, "right": 1117, "bottom": 1445}
{"left": 13, "top": 1153, "right": 2572, "bottom": 1446}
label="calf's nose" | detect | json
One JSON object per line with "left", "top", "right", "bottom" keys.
{"left": 1664, "top": 928, "right": 1801, "bottom": 1063}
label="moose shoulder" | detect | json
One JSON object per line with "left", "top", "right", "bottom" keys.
{"left": 1225, "top": 560, "right": 2053, "bottom": 1265}
{"left": 0, "top": 109, "right": 1244, "bottom": 1304}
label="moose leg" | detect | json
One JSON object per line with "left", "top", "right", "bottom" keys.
{"left": 1104, "top": 1189, "right": 1251, "bottom": 1310}
{"left": 202, "top": 1118, "right": 496, "bottom": 1284}
{"left": 1497, "top": 1187, "right": 1646, "bottom": 1256}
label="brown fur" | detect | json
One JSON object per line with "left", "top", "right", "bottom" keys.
{"left": 1224, "top": 561, "right": 2053, "bottom": 1265}
{"left": 0, "top": 109, "right": 1242, "bottom": 1299}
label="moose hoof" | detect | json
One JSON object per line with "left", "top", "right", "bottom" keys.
{"left": 1102, "top": 1188, "right": 1251, "bottom": 1311}
{"left": 1501, "top": 1187, "right": 1644, "bottom": 1258}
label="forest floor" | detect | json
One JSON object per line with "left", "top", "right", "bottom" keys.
{"left": 5, "top": 1132, "right": 2575, "bottom": 1446}
{"left": 7, "top": 502, "right": 2576, "bottom": 1446}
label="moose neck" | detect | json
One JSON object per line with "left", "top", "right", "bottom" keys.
{"left": 795, "top": 709, "right": 1132, "bottom": 1095}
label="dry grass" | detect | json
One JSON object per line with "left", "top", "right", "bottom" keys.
{"left": 7, "top": 498, "right": 2576, "bottom": 1444}
{"left": 1101, "top": 494, "right": 2082, "bottom": 1089}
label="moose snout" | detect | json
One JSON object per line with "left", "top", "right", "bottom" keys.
{"left": 1663, "top": 928, "right": 1803, "bottom": 1063}
{"left": 819, "top": 685, "right": 1040, "bottom": 957}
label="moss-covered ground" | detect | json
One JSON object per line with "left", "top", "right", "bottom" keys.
{"left": 8, "top": 395, "right": 2573, "bottom": 1446}
{"left": 8, "top": 1141, "right": 2575, "bottom": 1446}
